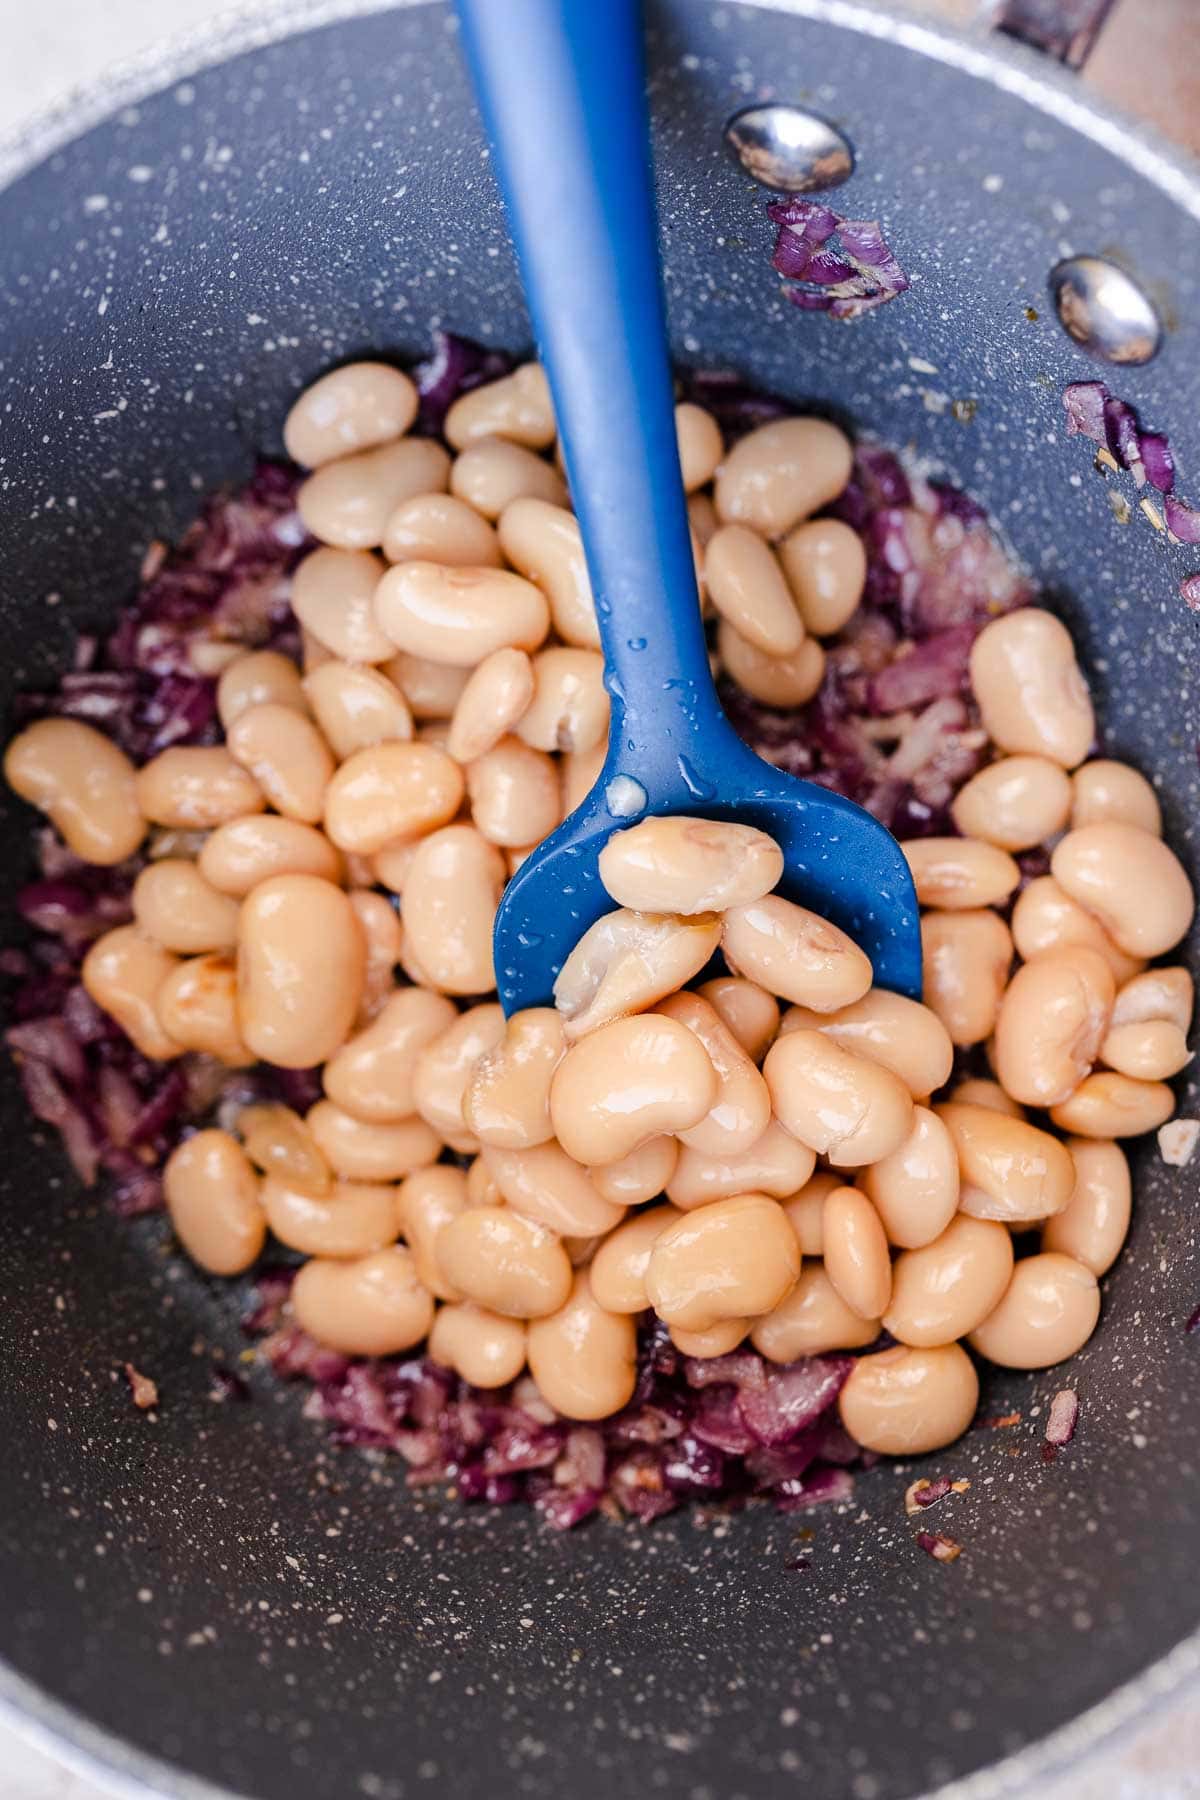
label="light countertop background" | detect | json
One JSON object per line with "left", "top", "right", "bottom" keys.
{"left": 0, "top": 0, "right": 1197, "bottom": 1795}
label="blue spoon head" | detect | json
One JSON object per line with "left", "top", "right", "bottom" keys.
{"left": 492, "top": 752, "right": 923, "bottom": 1015}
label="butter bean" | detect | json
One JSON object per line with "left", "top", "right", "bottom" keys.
{"left": 446, "top": 648, "right": 535, "bottom": 763}
{"left": 291, "top": 1246, "right": 434, "bottom": 1356}
{"left": 394, "top": 1164, "right": 470, "bottom": 1300}
{"left": 1051, "top": 823, "right": 1194, "bottom": 957}
{"left": 671, "top": 1319, "right": 751, "bottom": 1358}
{"left": 429, "top": 1302, "right": 527, "bottom": 1387}
{"left": 589, "top": 1205, "right": 679, "bottom": 1312}
{"left": 1112, "top": 966, "right": 1193, "bottom": 1033}
{"left": 752, "top": 1263, "right": 880, "bottom": 1362}
{"left": 438, "top": 1204, "right": 572, "bottom": 1319}
{"left": 951, "top": 754, "right": 1073, "bottom": 851}
{"left": 920, "top": 909, "right": 1013, "bottom": 1046}
{"left": 445, "top": 362, "right": 555, "bottom": 451}
{"left": 236, "top": 874, "right": 364, "bottom": 1067}
{"left": 1100, "top": 1019, "right": 1191, "bottom": 1080}
{"left": 514, "top": 647, "right": 609, "bottom": 755}
{"left": 382, "top": 652, "right": 471, "bottom": 721}
{"left": 861, "top": 1106, "right": 960, "bottom": 1248}
{"left": 936, "top": 1102, "right": 1076, "bottom": 1223}
{"left": 156, "top": 953, "right": 253, "bottom": 1065}
{"left": 463, "top": 1007, "right": 565, "bottom": 1149}
{"left": 705, "top": 525, "right": 805, "bottom": 656}
{"left": 216, "top": 649, "right": 309, "bottom": 731}
{"left": 780, "top": 989, "right": 953, "bottom": 1100}
{"left": 401, "top": 824, "right": 507, "bottom": 996}
{"left": 284, "top": 362, "right": 417, "bottom": 467}
{"left": 1071, "top": 758, "right": 1161, "bottom": 834}
{"left": 884, "top": 1216, "right": 1013, "bottom": 1347}
{"left": 993, "top": 946, "right": 1115, "bottom": 1107}
{"left": 136, "top": 747, "right": 263, "bottom": 830}
{"left": 948, "top": 1078, "right": 1024, "bottom": 1118}
{"left": 903, "top": 837, "right": 1020, "bottom": 909}
{"left": 412, "top": 1004, "right": 505, "bottom": 1150}
{"left": 715, "top": 621, "right": 826, "bottom": 707}
{"left": 724, "top": 895, "right": 872, "bottom": 1012}
{"left": 1042, "top": 1138, "right": 1130, "bottom": 1276}
{"left": 82, "top": 926, "right": 182, "bottom": 1059}
{"left": 550, "top": 1014, "right": 718, "bottom": 1165}
{"left": 1049, "top": 1071, "right": 1175, "bottom": 1138}
{"left": 497, "top": 497, "right": 599, "bottom": 649}
{"left": 687, "top": 491, "right": 718, "bottom": 549}
{"left": 164, "top": 1129, "right": 264, "bottom": 1275}
{"left": 527, "top": 1270, "right": 637, "bottom": 1421}
{"left": 764, "top": 1029, "right": 913, "bottom": 1167}
{"left": 675, "top": 402, "right": 723, "bottom": 491}
{"left": 781, "top": 1171, "right": 842, "bottom": 1257}
{"left": 969, "top": 608, "right": 1094, "bottom": 768}
{"left": 132, "top": 858, "right": 240, "bottom": 954}
{"left": 382, "top": 491, "right": 502, "bottom": 567}
{"left": 466, "top": 1155, "right": 503, "bottom": 1209}
{"left": 657, "top": 992, "right": 772, "bottom": 1156}
{"left": 646, "top": 1193, "right": 799, "bottom": 1331}
{"left": 466, "top": 735, "right": 560, "bottom": 848}
{"left": 968, "top": 1253, "right": 1100, "bottom": 1369}
{"left": 599, "top": 815, "right": 782, "bottom": 917}
{"left": 262, "top": 1174, "right": 398, "bottom": 1258}
{"left": 323, "top": 980, "right": 457, "bottom": 1127}
{"left": 226, "top": 702, "right": 334, "bottom": 825}
{"left": 823, "top": 1187, "right": 892, "bottom": 1320}
{"left": 323, "top": 740, "right": 464, "bottom": 854}
{"left": 778, "top": 518, "right": 865, "bottom": 637}
{"left": 198, "top": 815, "right": 343, "bottom": 896}
{"left": 290, "top": 546, "right": 395, "bottom": 663}
{"left": 306, "top": 1100, "right": 440, "bottom": 1183}
{"left": 298, "top": 438, "right": 450, "bottom": 550}
{"left": 374, "top": 561, "right": 550, "bottom": 666}
{"left": 237, "top": 1102, "right": 331, "bottom": 1194}
{"left": 589, "top": 1135, "right": 679, "bottom": 1206}
{"left": 838, "top": 1343, "right": 979, "bottom": 1455}
{"left": 714, "top": 416, "right": 854, "bottom": 537}
{"left": 697, "top": 976, "right": 780, "bottom": 1063}
{"left": 483, "top": 1142, "right": 625, "bottom": 1237}
{"left": 5, "top": 718, "right": 146, "bottom": 866}
{"left": 1012, "top": 876, "right": 1144, "bottom": 986}
{"left": 451, "top": 438, "right": 568, "bottom": 521}
{"left": 667, "top": 1120, "right": 815, "bottom": 1209}
{"left": 553, "top": 908, "right": 722, "bottom": 1039}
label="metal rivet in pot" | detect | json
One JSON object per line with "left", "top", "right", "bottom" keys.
{"left": 724, "top": 104, "right": 854, "bottom": 193}
{"left": 1048, "top": 255, "right": 1162, "bottom": 366}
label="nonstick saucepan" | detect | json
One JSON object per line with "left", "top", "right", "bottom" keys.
{"left": 1, "top": 3, "right": 1198, "bottom": 1797}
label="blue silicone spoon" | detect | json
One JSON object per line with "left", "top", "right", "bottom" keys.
{"left": 455, "top": 0, "right": 921, "bottom": 1015}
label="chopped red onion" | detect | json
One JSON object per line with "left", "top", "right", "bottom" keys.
{"left": 769, "top": 198, "right": 909, "bottom": 320}
{"left": 1045, "top": 1389, "right": 1079, "bottom": 1447}
{"left": 904, "top": 1476, "right": 953, "bottom": 1515}
{"left": 1165, "top": 495, "right": 1200, "bottom": 544}
{"left": 412, "top": 330, "right": 514, "bottom": 436}
{"left": 1180, "top": 575, "right": 1200, "bottom": 609}
{"left": 916, "top": 1531, "right": 962, "bottom": 1563}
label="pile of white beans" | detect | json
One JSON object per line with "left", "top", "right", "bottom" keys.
{"left": 5, "top": 356, "right": 1196, "bottom": 1463}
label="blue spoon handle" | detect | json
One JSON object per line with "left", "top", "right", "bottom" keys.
{"left": 454, "top": 0, "right": 730, "bottom": 759}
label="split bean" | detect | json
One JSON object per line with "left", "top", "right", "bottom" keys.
{"left": 236, "top": 874, "right": 364, "bottom": 1067}
{"left": 514, "top": 648, "right": 609, "bottom": 755}
{"left": 291, "top": 1246, "right": 435, "bottom": 1357}
{"left": 283, "top": 361, "right": 418, "bottom": 467}
{"left": 298, "top": 438, "right": 450, "bottom": 550}
{"left": 838, "top": 1343, "right": 979, "bottom": 1456}
{"left": 860, "top": 1106, "right": 960, "bottom": 1249}
{"left": 553, "top": 907, "right": 722, "bottom": 1039}
{"left": 1111, "top": 966, "right": 1193, "bottom": 1034}
{"left": 950, "top": 754, "right": 1073, "bottom": 851}
{"left": 1100, "top": 1019, "right": 1191, "bottom": 1080}
{"left": 290, "top": 547, "right": 395, "bottom": 663}
{"left": 527, "top": 1270, "right": 637, "bottom": 1420}
{"left": 1042, "top": 1138, "right": 1130, "bottom": 1276}
{"left": 969, "top": 608, "right": 1095, "bottom": 768}
{"left": 968, "top": 1253, "right": 1099, "bottom": 1369}
{"left": 1051, "top": 823, "right": 1194, "bottom": 957}
{"left": 723, "top": 895, "right": 872, "bottom": 1012}
{"left": 764, "top": 1029, "right": 913, "bottom": 1167}
{"left": 714, "top": 416, "right": 854, "bottom": 538}
{"left": 884, "top": 1216, "right": 1013, "bottom": 1348}
{"left": 936, "top": 1102, "right": 1076, "bottom": 1223}
{"left": 778, "top": 518, "right": 866, "bottom": 637}
{"left": 645, "top": 1193, "right": 799, "bottom": 1332}
{"left": 992, "top": 946, "right": 1115, "bottom": 1107}
{"left": 163, "top": 1129, "right": 265, "bottom": 1275}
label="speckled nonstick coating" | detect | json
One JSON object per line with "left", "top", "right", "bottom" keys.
{"left": 0, "top": 3, "right": 1198, "bottom": 1797}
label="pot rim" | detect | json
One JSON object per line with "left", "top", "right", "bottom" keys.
{"left": 0, "top": 2, "right": 1198, "bottom": 1798}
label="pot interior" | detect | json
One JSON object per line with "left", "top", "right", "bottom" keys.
{"left": 1, "top": 4, "right": 1199, "bottom": 1797}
